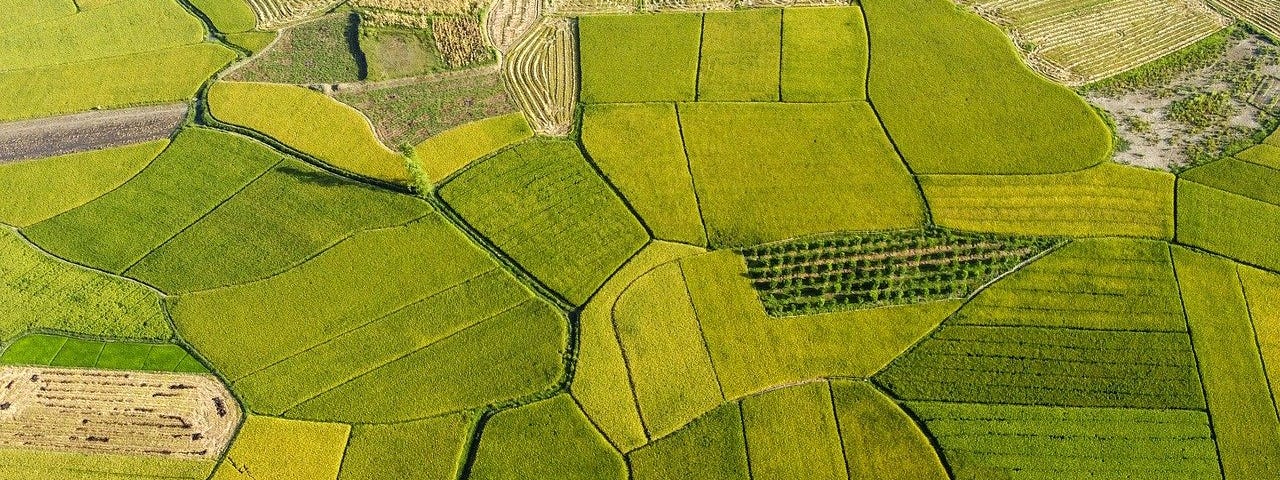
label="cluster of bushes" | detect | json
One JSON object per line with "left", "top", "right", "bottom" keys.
{"left": 740, "top": 228, "right": 1061, "bottom": 316}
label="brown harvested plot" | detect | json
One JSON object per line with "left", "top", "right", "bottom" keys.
{"left": 546, "top": 0, "right": 633, "bottom": 15}
{"left": 0, "top": 104, "right": 186, "bottom": 162}
{"left": 504, "top": 20, "right": 577, "bottom": 136}
{"left": 335, "top": 65, "right": 517, "bottom": 146}
{"left": 433, "top": 16, "right": 492, "bottom": 68}
{"left": 0, "top": 366, "right": 239, "bottom": 459}
{"left": 644, "top": 0, "right": 733, "bottom": 11}
{"left": 486, "top": 0, "right": 541, "bottom": 52}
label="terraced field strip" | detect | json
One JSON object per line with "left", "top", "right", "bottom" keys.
{"left": 503, "top": 19, "right": 577, "bottom": 136}
{"left": 246, "top": 0, "right": 342, "bottom": 28}
{"left": 0, "top": 367, "right": 239, "bottom": 458}
{"left": 0, "top": 104, "right": 185, "bottom": 162}
{"left": 741, "top": 228, "right": 1060, "bottom": 317}
{"left": 1210, "top": 0, "right": 1280, "bottom": 39}
{"left": 545, "top": 0, "right": 634, "bottom": 15}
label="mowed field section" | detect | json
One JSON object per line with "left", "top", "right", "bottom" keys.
{"left": 960, "top": 0, "right": 1228, "bottom": 84}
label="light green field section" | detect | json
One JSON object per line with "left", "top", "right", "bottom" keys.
{"left": 628, "top": 402, "right": 749, "bottom": 480}
{"left": 911, "top": 402, "right": 1221, "bottom": 479}
{"left": 0, "top": 140, "right": 165, "bottom": 227}
{"left": 24, "top": 129, "right": 281, "bottom": 274}
{"left": 781, "top": 7, "right": 867, "bottom": 102}
{"left": 574, "top": 242, "right": 704, "bottom": 452}
{"left": 0, "top": 0, "right": 76, "bottom": 33}
{"left": 579, "top": 14, "right": 702, "bottom": 103}
{"left": 680, "top": 250, "right": 958, "bottom": 399}
{"left": 188, "top": 0, "right": 257, "bottom": 33}
{"left": 1173, "top": 247, "right": 1280, "bottom": 478}
{"left": 951, "top": 238, "right": 1188, "bottom": 331}
{"left": 338, "top": 413, "right": 472, "bottom": 480}
{"left": 1178, "top": 161, "right": 1280, "bottom": 271}
{"left": 921, "top": 163, "right": 1175, "bottom": 238}
{"left": 615, "top": 261, "right": 722, "bottom": 440}
{"left": 0, "top": 43, "right": 235, "bottom": 122}
{"left": 413, "top": 113, "right": 533, "bottom": 182}
{"left": 698, "top": 9, "right": 781, "bottom": 101}
{"left": 1241, "top": 266, "right": 1280, "bottom": 420}
{"left": 0, "top": 334, "right": 206, "bottom": 372}
{"left": 679, "top": 102, "right": 923, "bottom": 247}
{"left": 470, "top": 395, "right": 626, "bottom": 480}
{"left": 440, "top": 140, "right": 648, "bottom": 306}
{"left": 581, "top": 103, "right": 706, "bottom": 246}
{"left": 0, "top": 228, "right": 169, "bottom": 341}
{"left": 0, "top": 0, "right": 204, "bottom": 71}
{"left": 172, "top": 217, "right": 567, "bottom": 422}
{"left": 212, "top": 416, "right": 349, "bottom": 480}
{"left": 208, "top": 82, "right": 411, "bottom": 183}
{"left": 741, "top": 381, "right": 845, "bottom": 480}
{"left": 832, "top": 381, "right": 947, "bottom": 479}
{"left": 126, "top": 158, "right": 430, "bottom": 293}
{"left": 0, "top": 448, "right": 215, "bottom": 480}
{"left": 225, "top": 31, "right": 277, "bottom": 55}
{"left": 1236, "top": 143, "right": 1280, "bottom": 169}
{"left": 864, "top": 0, "right": 1110, "bottom": 174}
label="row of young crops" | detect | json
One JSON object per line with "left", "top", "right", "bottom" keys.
{"left": 740, "top": 228, "right": 1060, "bottom": 316}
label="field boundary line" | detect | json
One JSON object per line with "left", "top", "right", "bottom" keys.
{"left": 694, "top": 14, "right": 706, "bottom": 101}
{"left": 673, "top": 103, "right": 712, "bottom": 247}
{"left": 826, "top": 380, "right": 852, "bottom": 478}
{"left": 229, "top": 266, "right": 504, "bottom": 382}
{"left": 678, "top": 259, "right": 729, "bottom": 401}
{"left": 1168, "top": 244, "right": 1228, "bottom": 478}
{"left": 280, "top": 299, "right": 534, "bottom": 414}
{"left": 888, "top": 396, "right": 1213, "bottom": 413}
{"left": 1237, "top": 266, "right": 1280, "bottom": 423}
{"left": 737, "top": 401, "right": 755, "bottom": 480}
{"left": 574, "top": 141, "right": 656, "bottom": 239}
{"left": 569, "top": 391, "right": 627, "bottom": 454}
{"left": 121, "top": 157, "right": 285, "bottom": 280}
{"left": 777, "top": 8, "right": 785, "bottom": 102}
{"left": 889, "top": 397, "right": 958, "bottom": 479}
{"left": 428, "top": 191, "right": 575, "bottom": 312}
{"left": 859, "top": 9, "right": 932, "bottom": 225}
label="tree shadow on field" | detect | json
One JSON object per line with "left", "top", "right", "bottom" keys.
{"left": 346, "top": 12, "right": 369, "bottom": 81}
{"left": 276, "top": 164, "right": 381, "bottom": 192}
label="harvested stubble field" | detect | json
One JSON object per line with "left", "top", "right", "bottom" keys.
{"left": 1209, "top": 0, "right": 1280, "bottom": 40}
{"left": 503, "top": 19, "right": 578, "bottom": 136}
{"left": 962, "top": 0, "right": 1230, "bottom": 84}
{"left": 486, "top": 0, "right": 540, "bottom": 52}
{"left": 246, "top": 0, "right": 344, "bottom": 28}
{"left": 433, "top": 16, "right": 493, "bottom": 68}
{"left": 0, "top": 367, "right": 240, "bottom": 459}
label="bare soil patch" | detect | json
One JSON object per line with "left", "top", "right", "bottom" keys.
{"left": 0, "top": 104, "right": 186, "bottom": 163}
{"left": 0, "top": 366, "right": 240, "bottom": 459}
{"left": 1087, "top": 33, "right": 1280, "bottom": 170}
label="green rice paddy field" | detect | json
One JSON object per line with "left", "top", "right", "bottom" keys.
{"left": 0, "top": 0, "right": 1277, "bottom": 478}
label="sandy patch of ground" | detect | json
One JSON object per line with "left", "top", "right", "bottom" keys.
{"left": 1087, "top": 34, "right": 1279, "bottom": 171}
